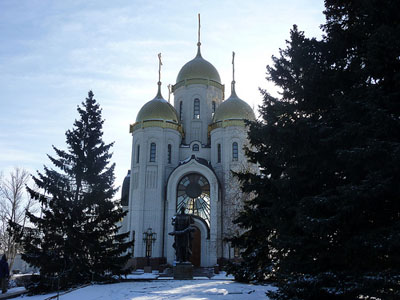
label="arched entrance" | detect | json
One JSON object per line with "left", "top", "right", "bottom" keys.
{"left": 165, "top": 156, "right": 220, "bottom": 267}
{"left": 190, "top": 226, "right": 201, "bottom": 267}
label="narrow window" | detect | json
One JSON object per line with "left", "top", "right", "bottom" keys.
{"left": 168, "top": 144, "right": 172, "bottom": 164}
{"left": 179, "top": 101, "right": 183, "bottom": 121}
{"left": 212, "top": 101, "right": 216, "bottom": 113}
{"left": 193, "top": 98, "right": 200, "bottom": 119}
{"left": 150, "top": 143, "right": 156, "bottom": 162}
{"left": 232, "top": 142, "right": 238, "bottom": 161}
{"left": 192, "top": 144, "right": 199, "bottom": 151}
{"left": 217, "top": 144, "right": 221, "bottom": 163}
{"left": 136, "top": 145, "right": 140, "bottom": 163}
{"left": 131, "top": 230, "right": 135, "bottom": 256}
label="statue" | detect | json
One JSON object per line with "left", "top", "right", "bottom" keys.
{"left": 169, "top": 206, "right": 195, "bottom": 263}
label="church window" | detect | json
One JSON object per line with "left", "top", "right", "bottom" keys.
{"left": 131, "top": 230, "right": 135, "bottom": 256}
{"left": 177, "top": 173, "right": 210, "bottom": 226}
{"left": 179, "top": 101, "right": 183, "bottom": 121}
{"left": 150, "top": 143, "right": 156, "bottom": 162}
{"left": 168, "top": 144, "right": 172, "bottom": 163}
{"left": 193, "top": 98, "right": 200, "bottom": 119}
{"left": 232, "top": 142, "right": 238, "bottom": 161}
{"left": 192, "top": 144, "right": 199, "bottom": 151}
{"left": 136, "top": 145, "right": 140, "bottom": 163}
{"left": 217, "top": 144, "right": 221, "bottom": 163}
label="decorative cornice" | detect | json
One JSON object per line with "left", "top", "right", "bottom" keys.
{"left": 172, "top": 79, "right": 224, "bottom": 92}
{"left": 130, "top": 119, "right": 184, "bottom": 136}
{"left": 208, "top": 119, "right": 247, "bottom": 133}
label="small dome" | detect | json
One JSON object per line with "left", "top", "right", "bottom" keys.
{"left": 136, "top": 84, "right": 179, "bottom": 123}
{"left": 176, "top": 48, "right": 221, "bottom": 84}
{"left": 213, "top": 85, "right": 255, "bottom": 122}
{"left": 121, "top": 170, "right": 130, "bottom": 207}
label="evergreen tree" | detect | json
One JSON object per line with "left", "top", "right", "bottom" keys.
{"left": 229, "top": 1, "right": 400, "bottom": 299}
{"left": 19, "top": 91, "right": 131, "bottom": 292}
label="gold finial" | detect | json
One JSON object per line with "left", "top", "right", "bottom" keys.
{"left": 158, "top": 53, "right": 162, "bottom": 83}
{"left": 168, "top": 84, "right": 171, "bottom": 103}
{"left": 197, "top": 13, "right": 201, "bottom": 47}
{"left": 232, "top": 51, "right": 235, "bottom": 83}
{"left": 231, "top": 51, "right": 237, "bottom": 96}
{"left": 156, "top": 53, "right": 163, "bottom": 98}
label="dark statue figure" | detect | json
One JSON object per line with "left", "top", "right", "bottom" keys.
{"left": 169, "top": 206, "right": 195, "bottom": 263}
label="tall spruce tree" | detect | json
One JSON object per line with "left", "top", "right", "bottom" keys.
{"left": 229, "top": 1, "right": 400, "bottom": 299}
{"left": 20, "top": 91, "right": 130, "bottom": 292}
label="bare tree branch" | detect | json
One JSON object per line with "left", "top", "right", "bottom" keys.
{"left": 0, "top": 167, "right": 37, "bottom": 271}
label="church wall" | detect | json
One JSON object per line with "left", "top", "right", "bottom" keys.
{"left": 174, "top": 84, "right": 223, "bottom": 145}
{"left": 210, "top": 125, "right": 251, "bottom": 259}
{"left": 128, "top": 126, "right": 181, "bottom": 259}
{"left": 179, "top": 143, "right": 211, "bottom": 162}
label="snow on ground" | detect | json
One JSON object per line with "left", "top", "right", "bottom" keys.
{"left": 15, "top": 279, "right": 275, "bottom": 300}
{"left": 211, "top": 272, "right": 235, "bottom": 280}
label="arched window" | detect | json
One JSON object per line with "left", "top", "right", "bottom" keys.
{"left": 136, "top": 145, "right": 140, "bottom": 163}
{"left": 193, "top": 98, "right": 200, "bottom": 119}
{"left": 232, "top": 142, "right": 238, "bottom": 161}
{"left": 217, "top": 144, "right": 221, "bottom": 163}
{"left": 192, "top": 144, "right": 199, "bottom": 151}
{"left": 149, "top": 143, "right": 156, "bottom": 162}
{"left": 179, "top": 101, "right": 183, "bottom": 121}
{"left": 168, "top": 144, "right": 172, "bottom": 164}
{"left": 177, "top": 173, "right": 210, "bottom": 226}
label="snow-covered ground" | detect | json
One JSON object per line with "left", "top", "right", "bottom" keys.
{"left": 12, "top": 275, "right": 275, "bottom": 300}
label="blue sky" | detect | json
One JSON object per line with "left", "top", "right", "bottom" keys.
{"left": 0, "top": 0, "right": 325, "bottom": 195}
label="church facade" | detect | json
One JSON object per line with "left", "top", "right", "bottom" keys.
{"left": 120, "top": 39, "right": 255, "bottom": 268}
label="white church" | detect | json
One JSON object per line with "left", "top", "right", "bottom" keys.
{"left": 120, "top": 26, "right": 256, "bottom": 269}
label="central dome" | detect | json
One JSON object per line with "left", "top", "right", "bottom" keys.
{"left": 176, "top": 48, "right": 221, "bottom": 84}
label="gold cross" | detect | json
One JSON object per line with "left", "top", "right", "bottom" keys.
{"left": 158, "top": 53, "right": 162, "bottom": 83}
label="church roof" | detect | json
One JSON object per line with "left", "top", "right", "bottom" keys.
{"left": 136, "top": 83, "right": 179, "bottom": 123}
{"left": 176, "top": 47, "right": 221, "bottom": 84}
{"left": 121, "top": 170, "right": 130, "bottom": 207}
{"left": 212, "top": 83, "right": 255, "bottom": 123}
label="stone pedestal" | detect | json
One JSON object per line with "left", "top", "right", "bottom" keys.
{"left": 173, "top": 262, "right": 193, "bottom": 280}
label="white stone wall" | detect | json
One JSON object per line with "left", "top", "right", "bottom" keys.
{"left": 174, "top": 84, "right": 223, "bottom": 145}
{"left": 179, "top": 141, "right": 211, "bottom": 162}
{"left": 128, "top": 126, "right": 181, "bottom": 258}
{"left": 210, "top": 125, "right": 253, "bottom": 258}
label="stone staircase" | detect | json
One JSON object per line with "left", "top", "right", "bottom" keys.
{"left": 159, "top": 267, "right": 215, "bottom": 279}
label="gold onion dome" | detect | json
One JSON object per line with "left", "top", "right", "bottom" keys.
{"left": 176, "top": 46, "right": 221, "bottom": 84}
{"left": 213, "top": 82, "right": 255, "bottom": 122}
{"left": 136, "top": 82, "right": 179, "bottom": 123}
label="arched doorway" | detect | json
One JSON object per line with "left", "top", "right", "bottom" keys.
{"left": 190, "top": 226, "right": 201, "bottom": 267}
{"left": 165, "top": 157, "right": 219, "bottom": 267}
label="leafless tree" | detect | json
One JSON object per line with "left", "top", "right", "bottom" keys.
{"left": 0, "top": 167, "right": 37, "bottom": 270}
{"left": 223, "top": 162, "right": 257, "bottom": 258}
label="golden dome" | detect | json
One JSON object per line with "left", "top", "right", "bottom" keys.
{"left": 213, "top": 84, "right": 255, "bottom": 122}
{"left": 136, "top": 84, "right": 179, "bottom": 123}
{"left": 176, "top": 47, "right": 221, "bottom": 84}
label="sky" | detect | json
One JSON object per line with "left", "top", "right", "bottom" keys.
{"left": 0, "top": 0, "right": 325, "bottom": 197}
